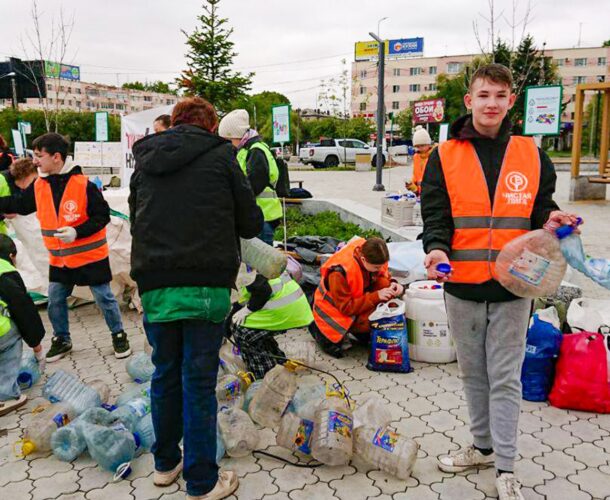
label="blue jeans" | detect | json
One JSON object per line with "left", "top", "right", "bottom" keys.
{"left": 0, "top": 326, "right": 23, "bottom": 401}
{"left": 48, "top": 282, "right": 124, "bottom": 338}
{"left": 258, "top": 221, "right": 276, "bottom": 246}
{"left": 144, "top": 315, "right": 224, "bottom": 496}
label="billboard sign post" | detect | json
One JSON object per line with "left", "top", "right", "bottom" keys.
{"left": 413, "top": 98, "right": 445, "bottom": 124}
{"left": 523, "top": 85, "right": 563, "bottom": 136}
{"left": 44, "top": 61, "right": 81, "bottom": 81}
{"left": 272, "top": 104, "right": 291, "bottom": 145}
{"left": 355, "top": 37, "right": 423, "bottom": 61}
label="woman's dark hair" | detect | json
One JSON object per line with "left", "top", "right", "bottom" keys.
{"left": 171, "top": 97, "right": 218, "bottom": 132}
{"left": 361, "top": 237, "right": 390, "bottom": 265}
{"left": 0, "top": 234, "right": 17, "bottom": 262}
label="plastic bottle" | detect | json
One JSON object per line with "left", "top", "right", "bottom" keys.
{"left": 43, "top": 371, "right": 109, "bottom": 415}
{"left": 353, "top": 394, "right": 392, "bottom": 431}
{"left": 126, "top": 352, "right": 155, "bottom": 384}
{"left": 559, "top": 229, "right": 610, "bottom": 291}
{"left": 240, "top": 237, "right": 287, "bottom": 279}
{"left": 134, "top": 413, "right": 155, "bottom": 451}
{"left": 354, "top": 425, "right": 419, "bottom": 480}
{"left": 276, "top": 411, "right": 315, "bottom": 456}
{"left": 243, "top": 379, "right": 263, "bottom": 413}
{"left": 17, "top": 351, "right": 41, "bottom": 390}
{"left": 111, "top": 397, "right": 151, "bottom": 431}
{"left": 216, "top": 374, "right": 245, "bottom": 409}
{"left": 20, "top": 402, "right": 76, "bottom": 455}
{"left": 219, "top": 342, "right": 248, "bottom": 375}
{"left": 248, "top": 364, "right": 297, "bottom": 428}
{"left": 217, "top": 407, "right": 259, "bottom": 458}
{"left": 495, "top": 225, "right": 575, "bottom": 298}
{"left": 288, "top": 381, "right": 325, "bottom": 417}
{"left": 311, "top": 394, "right": 353, "bottom": 466}
{"left": 84, "top": 422, "right": 136, "bottom": 473}
{"left": 116, "top": 382, "right": 151, "bottom": 407}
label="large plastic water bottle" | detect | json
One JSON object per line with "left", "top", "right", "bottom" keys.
{"left": 216, "top": 374, "right": 246, "bottom": 409}
{"left": 243, "top": 379, "right": 263, "bottom": 413}
{"left": 311, "top": 394, "right": 353, "bottom": 466}
{"left": 495, "top": 225, "right": 574, "bottom": 298}
{"left": 240, "top": 237, "right": 287, "bottom": 279}
{"left": 353, "top": 394, "right": 392, "bottom": 431}
{"left": 276, "top": 411, "right": 315, "bottom": 456}
{"left": 560, "top": 230, "right": 610, "bottom": 290}
{"left": 134, "top": 413, "right": 155, "bottom": 451}
{"left": 84, "top": 422, "right": 136, "bottom": 472}
{"left": 126, "top": 352, "right": 155, "bottom": 384}
{"left": 248, "top": 364, "right": 297, "bottom": 428}
{"left": 116, "top": 382, "right": 151, "bottom": 407}
{"left": 43, "top": 371, "right": 109, "bottom": 415}
{"left": 354, "top": 426, "right": 419, "bottom": 480}
{"left": 219, "top": 342, "right": 248, "bottom": 375}
{"left": 111, "top": 397, "right": 151, "bottom": 431}
{"left": 20, "top": 402, "right": 76, "bottom": 455}
{"left": 287, "top": 380, "right": 325, "bottom": 417}
{"left": 217, "top": 407, "right": 259, "bottom": 457}
{"left": 17, "top": 351, "right": 41, "bottom": 390}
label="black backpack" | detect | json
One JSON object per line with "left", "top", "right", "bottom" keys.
{"left": 272, "top": 154, "right": 291, "bottom": 198}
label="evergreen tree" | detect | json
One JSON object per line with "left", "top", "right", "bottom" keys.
{"left": 178, "top": 0, "right": 253, "bottom": 112}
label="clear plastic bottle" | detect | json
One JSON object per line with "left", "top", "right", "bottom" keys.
{"left": 354, "top": 426, "right": 419, "bottom": 480}
{"left": 219, "top": 342, "right": 247, "bottom": 375}
{"left": 134, "top": 413, "right": 155, "bottom": 451}
{"left": 248, "top": 364, "right": 297, "bottom": 428}
{"left": 216, "top": 374, "right": 245, "bottom": 409}
{"left": 560, "top": 230, "right": 610, "bottom": 290}
{"left": 21, "top": 401, "right": 76, "bottom": 455}
{"left": 17, "top": 351, "right": 41, "bottom": 390}
{"left": 288, "top": 381, "right": 325, "bottom": 417}
{"left": 116, "top": 382, "right": 151, "bottom": 407}
{"left": 311, "top": 394, "right": 353, "bottom": 466}
{"left": 353, "top": 394, "right": 392, "bottom": 431}
{"left": 495, "top": 226, "right": 570, "bottom": 298}
{"left": 276, "top": 411, "right": 315, "bottom": 456}
{"left": 217, "top": 407, "right": 259, "bottom": 458}
{"left": 111, "top": 397, "right": 151, "bottom": 431}
{"left": 83, "top": 422, "right": 136, "bottom": 472}
{"left": 243, "top": 379, "right": 263, "bottom": 413}
{"left": 126, "top": 352, "right": 155, "bottom": 384}
{"left": 43, "top": 370, "right": 109, "bottom": 415}
{"left": 240, "top": 237, "right": 287, "bottom": 279}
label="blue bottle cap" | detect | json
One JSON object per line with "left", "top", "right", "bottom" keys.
{"left": 101, "top": 403, "right": 117, "bottom": 412}
{"left": 17, "top": 373, "right": 33, "bottom": 389}
{"left": 555, "top": 225, "right": 575, "bottom": 240}
{"left": 133, "top": 433, "right": 141, "bottom": 449}
{"left": 113, "top": 462, "right": 132, "bottom": 482}
{"left": 436, "top": 263, "right": 452, "bottom": 274}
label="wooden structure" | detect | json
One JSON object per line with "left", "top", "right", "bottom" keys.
{"left": 571, "top": 82, "right": 610, "bottom": 183}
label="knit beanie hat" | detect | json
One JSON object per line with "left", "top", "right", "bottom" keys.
{"left": 412, "top": 125, "right": 432, "bottom": 146}
{"left": 218, "top": 109, "right": 250, "bottom": 139}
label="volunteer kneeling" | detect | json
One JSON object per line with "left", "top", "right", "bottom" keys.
{"left": 231, "top": 270, "right": 313, "bottom": 379}
{"left": 310, "top": 237, "right": 403, "bottom": 358}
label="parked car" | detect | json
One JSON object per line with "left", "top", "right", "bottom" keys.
{"left": 299, "top": 138, "right": 387, "bottom": 168}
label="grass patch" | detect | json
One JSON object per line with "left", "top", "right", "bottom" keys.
{"left": 275, "top": 207, "right": 382, "bottom": 241}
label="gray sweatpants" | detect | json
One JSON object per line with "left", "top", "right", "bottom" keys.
{"left": 445, "top": 293, "right": 532, "bottom": 472}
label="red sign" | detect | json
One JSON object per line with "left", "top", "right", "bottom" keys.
{"left": 413, "top": 98, "right": 445, "bottom": 124}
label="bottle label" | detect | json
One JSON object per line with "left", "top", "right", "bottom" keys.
{"left": 407, "top": 320, "right": 451, "bottom": 349}
{"left": 294, "top": 418, "right": 314, "bottom": 455}
{"left": 127, "top": 398, "right": 150, "bottom": 417}
{"left": 327, "top": 411, "right": 353, "bottom": 438}
{"left": 373, "top": 428, "right": 399, "bottom": 453}
{"left": 52, "top": 413, "right": 70, "bottom": 428}
{"left": 224, "top": 380, "right": 240, "bottom": 402}
{"left": 111, "top": 422, "right": 129, "bottom": 433}
{"left": 232, "top": 344, "right": 241, "bottom": 356}
{"left": 509, "top": 249, "right": 551, "bottom": 286}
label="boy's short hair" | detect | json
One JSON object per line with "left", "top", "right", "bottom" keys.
{"left": 0, "top": 234, "right": 17, "bottom": 262}
{"left": 9, "top": 158, "right": 37, "bottom": 181}
{"left": 32, "top": 133, "right": 70, "bottom": 161}
{"left": 361, "top": 237, "right": 390, "bottom": 265}
{"left": 469, "top": 63, "right": 513, "bottom": 92}
{"left": 154, "top": 114, "right": 171, "bottom": 129}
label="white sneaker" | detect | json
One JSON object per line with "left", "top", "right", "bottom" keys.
{"left": 187, "top": 471, "right": 239, "bottom": 500}
{"left": 496, "top": 473, "right": 525, "bottom": 500}
{"left": 437, "top": 445, "right": 495, "bottom": 472}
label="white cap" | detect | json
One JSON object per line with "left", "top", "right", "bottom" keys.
{"left": 412, "top": 125, "right": 432, "bottom": 146}
{"left": 218, "top": 109, "right": 250, "bottom": 139}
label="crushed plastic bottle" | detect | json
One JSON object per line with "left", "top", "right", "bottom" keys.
{"left": 311, "top": 392, "right": 353, "bottom": 466}
{"left": 243, "top": 379, "right": 263, "bottom": 413}
{"left": 353, "top": 394, "right": 392, "bottom": 430}
{"left": 126, "top": 352, "right": 155, "bottom": 384}
{"left": 17, "top": 351, "right": 41, "bottom": 390}
{"left": 43, "top": 370, "right": 109, "bottom": 415}
{"left": 240, "top": 237, "right": 287, "bottom": 279}
{"left": 111, "top": 397, "right": 151, "bottom": 431}
{"left": 217, "top": 406, "right": 259, "bottom": 458}
{"left": 116, "top": 382, "right": 151, "bottom": 407}
{"left": 276, "top": 411, "right": 315, "bottom": 456}
{"left": 354, "top": 426, "right": 419, "bottom": 480}
{"left": 248, "top": 364, "right": 297, "bottom": 428}
{"left": 219, "top": 342, "right": 247, "bottom": 375}
{"left": 20, "top": 402, "right": 76, "bottom": 455}
{"left": 84, "top": 421, "right": 136, "bottom": 473}
{"left": 559, "top": 228, "right": 610, "bottom": 290}
{"left": 133, "top": 413, "right": 155, "bottom": 452}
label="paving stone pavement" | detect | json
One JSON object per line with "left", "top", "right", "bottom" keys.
{"left": 1, "top": 305, "right": 609, "bottom": 500}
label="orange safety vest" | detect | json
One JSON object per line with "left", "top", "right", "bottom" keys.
{"left": 313, "top": 237, "right": 389, "bottom": 343}
{"left": 34, "top": 175, "right": 109, "bottom": 269}
{"left": 438, "top": 136, "right": 541, "bottom": 284}
{"left": 411, "top": 147, "right": 435, "bottom": 193}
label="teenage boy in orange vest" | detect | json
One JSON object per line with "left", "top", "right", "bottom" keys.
{"left": 421, "top": 64, "right": 579, "bottom": 500}
{"left": 0, "top": 133, "right": 130, "bottom": 362}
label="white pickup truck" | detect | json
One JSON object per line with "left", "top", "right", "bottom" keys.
{"left": 299, "top": 138, "right": 387, "bottom": 168}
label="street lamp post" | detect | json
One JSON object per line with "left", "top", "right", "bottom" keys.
{"left": 370, "top": 32, "right": 385, "bottom": 191}
{"left": 377, "top": 17, "right": 388, "bottom": 38}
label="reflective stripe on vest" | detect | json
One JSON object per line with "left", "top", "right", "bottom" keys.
{"left": 34, "top": 175, "right": 109, "bottom": 269}
{"left": 438, "top": 137, "right": 541, "bottom": 284}
{"left": 236, "top": 141, "right": 283, "bottom": 222}
{"left": 0, "top": 259, "right": 17, "bottom": 337}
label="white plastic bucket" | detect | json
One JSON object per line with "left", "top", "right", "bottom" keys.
{"left": 404, "top": 280, "right": 456, "bottom": 363}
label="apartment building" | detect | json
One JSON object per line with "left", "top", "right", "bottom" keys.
{"left": 352, "top": 45, "right": 610, "bottom": 127}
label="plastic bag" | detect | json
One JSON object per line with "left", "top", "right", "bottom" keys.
{"left": 387, "top": 241, "right": 427, "bottom": 284}
{"left": 367, "top": 299, "right": 411, "bottom": 373}
{"left": 567, "top": 298, "right": 610, "bottom": 334}
{"left": 548, "top": 332, "right": 610, "bottom": 413}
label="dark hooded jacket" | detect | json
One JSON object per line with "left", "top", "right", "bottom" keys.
{"left": 421, "top": 115, "right": 559, "bottom": 303}
{"left": 129, "top": 124, "right": 263, "bottom": 294}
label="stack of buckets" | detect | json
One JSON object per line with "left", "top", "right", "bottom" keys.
{"left": 403, "top": 281, "right": 456, "bottom": 363}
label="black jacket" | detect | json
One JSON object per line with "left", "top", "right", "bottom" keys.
{"left": 0, "top": 165, "right": 112, "bottom": 286}
{"left": 130, "top": 124, "right": 263, "bottom": 294}
{"left": 421, "top": 115, "right": 559, "bottom": 303}
{"left": 0, "top": 264, "right": 45, "bottom": 348}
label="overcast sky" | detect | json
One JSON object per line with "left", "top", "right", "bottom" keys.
{"left": 2, "top": 0, "right": 609, "bottom": 109}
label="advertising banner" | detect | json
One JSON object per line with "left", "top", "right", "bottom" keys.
{"left": 44, "top": 61, "right": 80, "bottom": 81}
{"left": 388, "top": 38, "right": 424, "bottom": 57}
{"left": 355, "top": 41, "right": 388, "bottom": 61}
{"left": 523, "top": 85, "right": 563, "bottom": 135}
{"left": 272, "top": 104, "right": 291, "bottom": 144}
{"left": 413, "top": 99, "right": 445, "bottom": 124}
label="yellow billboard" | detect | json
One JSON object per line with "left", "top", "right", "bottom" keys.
{"left": 354, "top": 40, "right": 389, "bottom": 61}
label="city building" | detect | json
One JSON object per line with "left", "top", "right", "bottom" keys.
{"left": 352, "top": 45, "right": 610, "bottom": 131}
